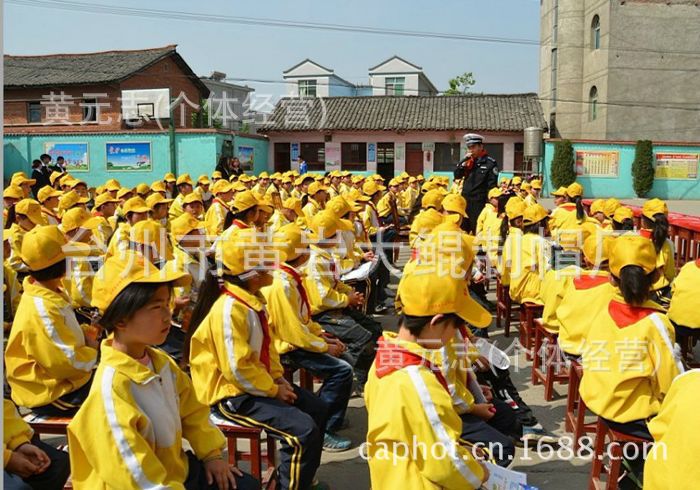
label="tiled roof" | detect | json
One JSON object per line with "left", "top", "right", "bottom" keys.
{"left": 4, "top": 45, "right": 207, "bottom": 95}
{"left": 260, "top": 94, "right": 546, "bottom": 133}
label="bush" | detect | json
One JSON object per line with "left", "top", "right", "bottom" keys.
{"left": 632, "top": 140, "right": 654, "bottom": 197}
{"left": 550, "top": 139, "right": 577, "bottom": 189}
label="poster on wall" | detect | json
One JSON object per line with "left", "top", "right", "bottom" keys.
{"left": 367, "top": 143, "right": 376, "bottom": 164}
{"left": 575, "top": 150, "right": 619, "bottom": 177}
{"left": 290, "top": 143, "right": 300, "bottom": 163}
{"left": 106, "top": 142, "right": 152, "bottom": 171}
{"left": 325, "top": 142, "right": 341, "bottom": 172}
{"left": 44, "top": 142, "right": 89, "bottom": 172}
{"left": 654, "top": 153, "right": 699, "bottom": 179}
{"left": 238, "top": 146, "right": 255, "bottom": 171}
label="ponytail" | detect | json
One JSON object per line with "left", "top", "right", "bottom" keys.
{"left": 651, "top": 214, "right": 669, "bottom": 253}
{"left": 498, "top": 217, "right": 509, "bottom": 256}
{"left": 574, "top": 196, "right": 585, "bottom": 223}
{"left": 617, "top": 265, "right": 653, "bottom": 306}
{"left": 223, "top": 210, "right": 234, "bottom": 230}
{"left": 5, "top": 205, "right": 17, "bottom": 229}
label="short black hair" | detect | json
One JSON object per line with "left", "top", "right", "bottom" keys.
{"left": 616, "top": 265, "right": 653, "bottom": 306}
{"left": 56, "top": 156, "right": 65, "bottom": 161}
{"left": 400, "top": 313, "right": 463, "bottom": 337}
{"left": 40, "top": 154, "right": 51, "bottom": 161}
{"left": 30, "top": 259, "right": 67, "bottom": 281}
{"left": 99, "top": 282, "right": 172, "bottom": 332}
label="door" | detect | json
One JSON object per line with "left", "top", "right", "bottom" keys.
{"left": 405, "top": 142, "right": 424, "bottom": 175}
{"left": 376, "top": 142, "right": 395, "bottom": 181}
{"left": 274, "top": 143, "right": 290, "bottom": 172}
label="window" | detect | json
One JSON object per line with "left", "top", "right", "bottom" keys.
{"left": 274, "top": 143, "right": 291, "bottom": 172}
{"left": 82, "top": 98, "right": 98, "bottom": 123}
{"left": 385, "top": 77, "right": 405, "bottom": 96}
{"left": 551, "top": 49, "right": 558, "bottom": 105}
{"left": 589, "top": 86, "right": 598, "bottom": 121}
{"left": 433, "top": 143, "right": 461, "bottom": 171}
{"left": 591, "top": 15, "right": 601, "bottom": 50}
{"left": 341, "top": 142, "right": 367, "bottom": 170}
{"left": 377, "top": 143, "right": 394, "bottom": 166}
{"left": 298, "top": 80, "right": 317, "bottom": 97}
{"left": 27, "top": 102, "right": 42, "bottom": 123}
{"left": 300, "top": 142, "right": 325, "bottom": 171}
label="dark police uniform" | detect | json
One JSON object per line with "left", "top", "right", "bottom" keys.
{"left": 455, "top": 134, "right": 499, "bottom": 233}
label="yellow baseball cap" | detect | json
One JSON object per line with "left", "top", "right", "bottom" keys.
{"left": 49, "top": 172, "right": 63, "bottom": 186}
{"left": 3, "top": 186, "right": 24, "bottom": 200}
{"left": 212, "top": 180, "right": 234, "bottom": 195}
{"left": 163, "top": 173, "right": 176, "bottom": 183}
{"left": 116, "top": 187, "right": 134, "bottom": 200}
{"left": 11, "top": 174, "right": 36, "bottom": 187}
{"left": 362, "top": 180, "right": 385, "bottom": 196}
{"left": 15, "top": 199, "right": 46, "bottom": 226}
{"left": 603, "top": 198, "right": 621, "bottom": 219}
{"left": 105, "top": 179, "right": 121, "bottom": 191}
{"left": 642, "top": 198, "right": 668, "bottom": 221}
{"left": 505, "top": 197, "right": 527, "bottom": 221}
{"left": 551, "top": 186, "right": 568, "bottom": 197}
{"left": 135, "top": 183, "right": 150, "bottom": 196}
{"left": 272, "top": 223, "right": 307, "bottom": 262}
{"left": 259, "top": 171, "right": 269, "bottom": 179}
{"left": 283, "top": 197, "right": 304, "bottom": 217}
{"left": 326, "top": 196, "right": 352, "bottom": 218}
{"left": 59, "top": 207, "right": 91, "bottom": 233}
{"left": 511, "top": 176, "right": 523, "bottom": 185}
{"left": 255, "top": 193, "right": 274, "bottom": 214}
{"left": 176, "top": 173, "right": 194, "bottom": 186}
{"left": 530, "top": 179, "right": 542, "bottom": 190}
{"left": 58, "top": 190, "right": 89, "bottom": 212}
{"left": 170, "top": 213, "right": 205, "bottom": 240}
{"left": 523, "top": 203, "right": 549, "bottom": 226}
{"left": 609, "top": 235, "right": 657, "bottom": 278}
{"left": 92, "top": 251, "right": 190, "bottom": 314}
{"left": 233, "top": 190, "right": 261, "bottom": 213}
{"left": 150, "top": 181, "right": 166, "bottom": 195}
{"left": 20, "top": 225, "right": 66, "bottom": 271}
{"left": 94, "top": 193, "right": 120, "bottom": 209}
{"left": 128, "top": 220, "right": 173, "bottom": 260}
{"left": 388, "top": 178, "right": 401, "bottom": 187}
{"left": 183, "top": 192, "right": 204, "bottom": 206}
{"left": 146, "top": 193, "right": 173, "bottom": 209}
{"left": 351, "top": 175, "right": 364, "bottom": 184}
{"left": 612, "top": 206, "right": 634, "bottom": 224}
{"left": 442, "top": 194, "right": 467, "bottom": 218}
{"left": 198, "top": 174, "right": 211, "bottom": 185}
{"left": 308, "top": 181, "right": 329, "bottom": 196}
{"left": 212, "top": 171, "right": 223, "bottom": 180}
{"left": 220, "top": 227, "right": 279, "bottom": 275}
{"left": 122, "top": 197, "right": 151, "bottom": 215}
{"left": 566, "top": 182, "right": 584, "bottom": 198}
{"left": 582, "top": 234, "right": 612, "bottom": 266}
{"left": 487, "top": 188, "right": 502, "bottom": 200}
{"left": 309, "top": 210, "right": 352, "bottom": 241}
{"left": 37, "top": 186, "right": 62, "bottom": 204}
{"left": 590, "top": 199, "right": 606, "bottom": 215}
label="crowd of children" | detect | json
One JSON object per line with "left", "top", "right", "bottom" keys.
{"left": 2, "top": 147, "right": 699, "bottom": 490}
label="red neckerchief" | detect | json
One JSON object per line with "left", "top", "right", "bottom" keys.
{"left": 695, "top": 259, "right": 700, "bottom": 267}
{"left": 608, "top": 299, "right": 661, "bottom": 328}
{"left": 221, "top": 288, "right": 272, "bottom": 371}
{"left": 639, "top": 228, "right": 653, "bottom": 240}
{"left": 375, "top": 336, "right": 449, "bottom": 393}
{"left": 231, "top": 219, "right": 249, "bottom": 229}
{"left": 573, "top": 274, "right": 609, "bottom": 290}
{"left": 559, "top": 203, "right": 577, "bottom": 211}
{"left": 278, "top": 264, "right": 311, "bottom": 322}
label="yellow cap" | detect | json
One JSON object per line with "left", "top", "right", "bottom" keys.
{"left": 254, "top": 192, "right": 274, "bottom": 214}
{"left": 511, "top": 176, "right": 522, "bottom": 185}
{"left": 348, "top": 189, "right": 371, "bottom": 203}
{"left": 49, "top": 172, "right": 63, "bottom": 186}
{"left": 308, "top": 181, "right": 329, "bottom": 196}
{"left": 11, "top": 174, "right": 36, "bottom": 187}
{"left": 505, "top": 197, "right": 527, "bottom": 220}
{"left": 94, "top": 193, "right": 120, "bottom": 209}
{"left": 20, "top": 225, "right": 66, "bottom": 271}
{"left": 330, "top": 170, "right": 342, "bottom": 178}
{"left": 530, "top": 179, "right": 542, "bottom": 190}
{"left": 58, "top": 174, "right": 73, "bottom": 187}
{"left": 170, "top": 213, "right": 205, "bottom": 240}
{"left": 3, "top": 185, "right": 24, "bottom": 200}
{"left": 95, "top": 186, "right": 105, "bottom": 196}
{"left": 612, "top": 206, "right": 634, "bottom": 224}
{"left": 642, "top": 198, "right": 668, "bottom": 221}
{"left": 551, "top": 186, "right": 568, "bottom": 197}
{"left": 281, "top": 176, "right": 293, "bottom": 184}
{"left": 116, "top": 187, "right": 134, "bottom": 200}
{"left": 92, "top": 251, "right": 190, "bottom": 313}
{"left": 123, "top": 197, "right": 151, "bottom": 215}
{"left": 58, "top": 190, "right": 89, "bottom": 212}
{"left": 326, "top": 196, "right": 354, "bottom": 218}
{"left": 487, "top": 188, "right": 502, "bottom": 200}
{"left": 145, "top": 193, "right": 173, "bottom": 210}
{"left": 589, "top": 199, "right": 605, "bottom": 216}
{"left": 259, "top": 171, "right": 269, "bottom": 179}
{"left": 609, "top": 235, "right": 657, "bottom": 278}
{"left": 212, "top": 180, "right": 234, "bottom": 195}
{"left": 273, "top": 223, "right": 307, "bottom": 262}
{"left": 183, "top": 192, "right": 204, "bottom": 206}
{"left": 163, "top": 173, "right": 176, "bottom": 183}
{"left": 351, "top": 175, "right": 364, "bottom": 184}
{"left": 135, "top": 183, "right": 150, "bottom": 196}
{"left": 232, "top": 190, "right": 260, "bottom": 213}
{"left": 416, "top": 175, "right": 425, "bottom": 181}
{"left": 388, "top": 178, "right": 401, "bottom": 187}
{"left": 60, "top": 207, "right": 91, "bottom": 233}
{"left": 362, "top": 180, "right": 385, "bottom": 196}
{"left": 212, "top": 170, "right": 223, "bottom": 179}
{"left": 523, "top": 203, "right": 549, "bottom": 226}
{"left": 105, "top": 179, "right": 121, "bottom": 191}
{"left": 15, "top": 199, "right": 46, "bottom": 226}
{"left": 37, "top": 186, "right": 62, "bottom": 204}
{"left": 176, "top": 173, "right": 194, "bottom": 186}
{"left": 442, "top": 194, "right": 467, "bottom": 218}
{"left": 220, "top": 227, "right": 279, "bottom": 275}
{"left": 521, "top": 182, "right": 532, "bottom": 192}
{"left": 603, "top": 198, "right": 621, "bottom": 219}
{"left": 198, "top": 174, "right": 211, "bottom": 185}
{"left": 582, "top": 234, "right": 612, "bottom": 266}
{"left": 309, "top": 210, "right": 351, "bottom": 241}
{"left": 128, "top": 221, "right": 173, "bottom": 260}
{"left": 148, "top": 182, "right": 165, "bottom": 195}
{"left": 566, "top": 182, "right": 584, "bottom": 198}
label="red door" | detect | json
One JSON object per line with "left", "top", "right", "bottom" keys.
{"left": 405, "top": 142, "right": 424, "bottom": 175}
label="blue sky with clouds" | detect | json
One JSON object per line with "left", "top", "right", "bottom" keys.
{"left": 5, "top": 0, "right": 541, "bottom": 101}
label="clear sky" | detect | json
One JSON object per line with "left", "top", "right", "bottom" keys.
{"left": 4, "top": 0, "right": 541, "bottom": 105}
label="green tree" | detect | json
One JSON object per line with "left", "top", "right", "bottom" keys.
{"left": 191, "top": 99, "right": 222, "bottom": 129}
{"left": 550, "top": 139, "right": 577, "bottom": 189}
{"left": 632, "top": 139, "right": 655, "bottom": 197}
{"left": 444, "top": 72, "right": 476, "bottom": 95}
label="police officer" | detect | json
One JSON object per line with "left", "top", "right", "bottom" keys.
{"left": 455, "top": 133, "right": 499, "bottom": 234}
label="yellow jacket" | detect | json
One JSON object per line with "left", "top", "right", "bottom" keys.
{"left": 361, "top": 203, "right": 380, "bottom": 237}
{"left": 204, "top": 198, "right": 229, "bottom": 237}
{"left": 62, "top": 244, "right": 96, "bottom": 310}
{"left": 579, "top": 294, "right": 682, "bottom": 423}
{"left": 377, "top": 191, "right": 405, "bottom": 218}
{"left": 667, "top": 260, "right": 700, "bottom": 328}
{"left": 644, "top": 369, "right": 700, "bottom": 490}
{"left": 365, "top": 332, "right": 486, "bottom": 490}
{"left": 6, "top": 278, "right": 97, "bottom": 408}
{"left": 550, "top": 204, "right": 597, "bottom": 250}
{"left": 189, "top": 282, "right": 284, "bottom": 404}
{"left": 556, "top": 271, "right": 615, "bottom": 356}
{"left": 496, "top": 227, "right": 522, "bottom": 287}
{"left": 168, "top": 193, "right": 186, "bottom": 220}
{"left": 67, "top": 340, "right": 225, "bottom": 489}
{"left": 3, "top": 399, "right": 33, "bottom": 467}
{"left": 302, "top": 199, "right": 322, "bottom": 221}
{"left": 302, "top": 245, "right": 353, "bottom": 315}
{"left": 438, "top": 328, "right": 483, "bottom": 415}
{"left": 409, "top": 208, "right": 443, "bottom": 247}
{"left": 475, "top": 203, "right": 497, "bottom": 239}
{"left": 268, "top": 210, "right": 290, "bottom": 233}
{"left": 263, "top": 265, "right": 329, "bottom": 355}
{"left": 166, "top": 245, "right": 205, "bottom": 299}
{"left": 6, "top": 223, "right": 28, "bottom": 273}
{"left": 4, "top": 262, "right": 22, "bottom": 318}
{"left": 508, "top": 232, "right": 550, "bottom": 304}
{"left": 540, "top": 266, "right": 580, "bottom": 333}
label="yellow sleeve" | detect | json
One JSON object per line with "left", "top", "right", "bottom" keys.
{"left": 475, "top": 208, "right": 488, "bottom": 238}
{"left": 64, "top": 256, "right": 94, "bottom": 309}
{"left": 172, "top": 359, "right": 226, "bottom": 461}
{"left": 67, "top": 380, "right": 185, "bottom": 490}
{"left": 4, "top": 399, "right": 33, "bottom": 466}
{"left": 205, "top": 203, "right": 226, "bottom": 237}
{"left": 168, "top": 196, "right": 184, "bottom": 220}
{"left": 648, "top": 314, "right": 682, "bottom": 400}
{"left": 7, "top": 230, "right": 28, "bottom": 273}
{"left": 362, "top": 208, "right": 378, "bottom": 237}
{"left": 303, "top": 260, "right": 350, "bottom": 314}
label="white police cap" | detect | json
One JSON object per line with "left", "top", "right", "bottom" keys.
{"left": 463, "top": 133, "right": 484, "bottom": 146}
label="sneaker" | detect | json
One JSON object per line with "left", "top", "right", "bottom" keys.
{"left": 521, "top": 424, "right": 559, "bottom": 445}
{"left": 323, "top": 432, "right": 352, "bottom": 452}
{"left": 373, "top": 304, "right": 389, "bottom": 314}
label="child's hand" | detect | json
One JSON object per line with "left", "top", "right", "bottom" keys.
{"left": 6, "top": 449, "right": 40, "bottom": 478}
{"left": 480, "top": 385, "right": 493, "bottom": 402}
{"left": 274, "top": 383, "right": 298, "bottom": 404}
{"left": 204, "top": 458, "right": 243, "bottom": 490}
{"left": 326, "top": 338, "right": 346, "bottom": 357}
{"left": 348, "top": 291, "right": 364, "bottom": 307}
{"left": 470, "top": 403, "right": 496, "bottom": 421}
{"left": 16, "top": 443, "right": 50, "bottom": 474}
